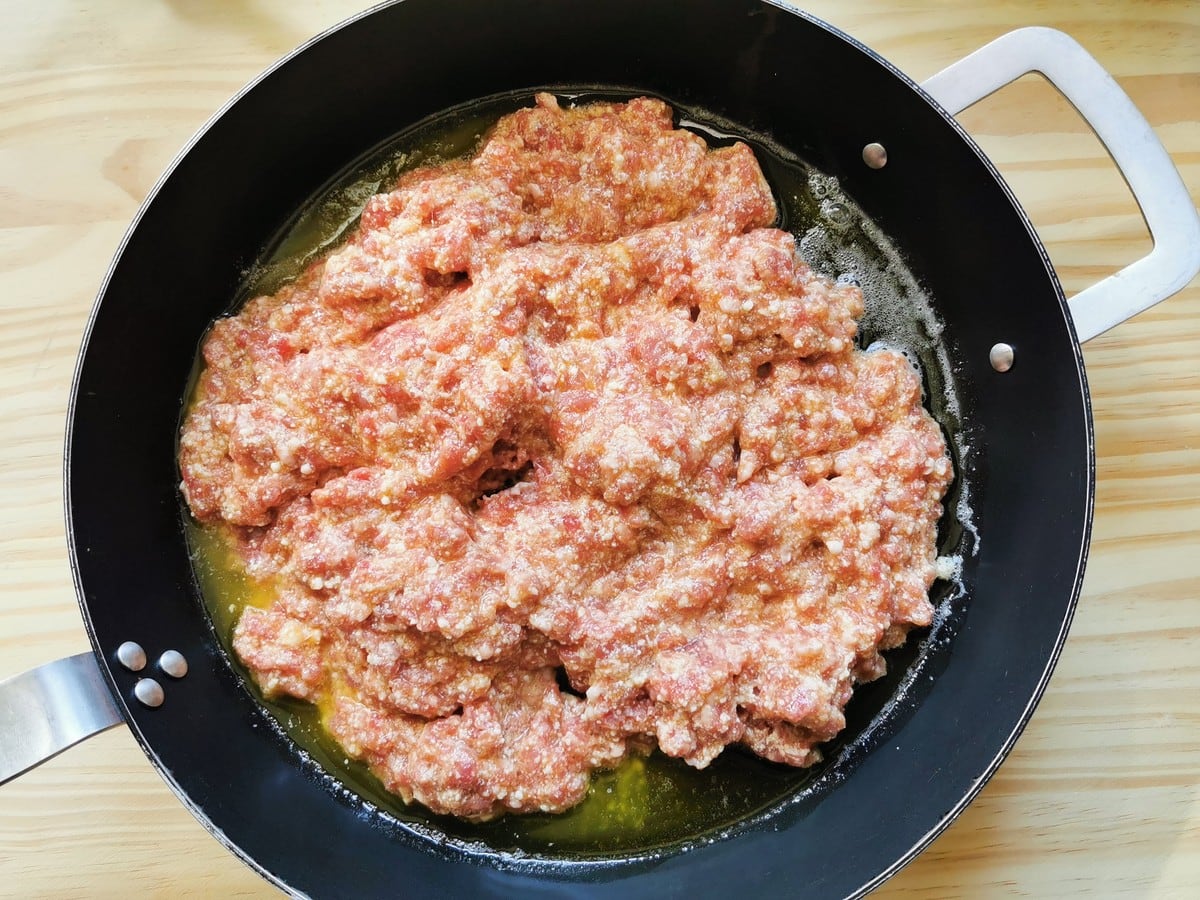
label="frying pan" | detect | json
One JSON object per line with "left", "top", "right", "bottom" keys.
{"left": 1, "top": 0, "right": 1197, "bottom": 896}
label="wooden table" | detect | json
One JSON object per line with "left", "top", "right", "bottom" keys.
{"left": 1, "top": 1, "right": 1196, "bottom": 896}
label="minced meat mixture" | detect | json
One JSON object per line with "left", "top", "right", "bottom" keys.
{"left": 179, "top": 94, "right": 952, "bottom": 822}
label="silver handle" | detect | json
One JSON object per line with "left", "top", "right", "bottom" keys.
{"left": 921, "top": 27, "right": 1200, "bottom": 343}
{"left": 0, "top": 653, "right": 123, "bottom": 784}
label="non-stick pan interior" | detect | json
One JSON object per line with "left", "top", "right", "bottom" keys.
{"left": 66, "top": 1, "right": 1092, "bottom": 897}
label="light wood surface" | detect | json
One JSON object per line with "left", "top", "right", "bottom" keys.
{"left": 1, "top": 1, "right": 1197, "bottom": 897}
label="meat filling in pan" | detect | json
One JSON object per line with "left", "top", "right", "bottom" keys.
{"left": 179, "top": 93, "right": 953, "bottom": 822}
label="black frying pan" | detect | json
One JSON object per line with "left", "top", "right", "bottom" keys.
{"left": 2, "top": 1, "right": 1197, "bottom": 897}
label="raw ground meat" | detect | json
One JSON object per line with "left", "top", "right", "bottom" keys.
{"left": 180, "top": 93, "right": 953, "bottom": 822}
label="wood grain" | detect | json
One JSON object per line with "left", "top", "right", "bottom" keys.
{"left": 0, "top": 1, "right": 1196, "bottom": 897}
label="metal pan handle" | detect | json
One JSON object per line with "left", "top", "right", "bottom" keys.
{"left": 0, "top": 653, "right": 123, "bottom": 784}
{"left": 920, "top": 26, "right": 1200, "bottom": 343}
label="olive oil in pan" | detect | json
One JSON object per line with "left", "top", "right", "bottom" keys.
{"left": 185, "top": 89, "right": 969, "bottom": 858}
{"left": 189, "top": 518, "right": 806, "bottom": 855}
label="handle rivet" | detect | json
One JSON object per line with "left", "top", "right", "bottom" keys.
{"left": 862, "top": 142, "right": 888, "bottom": 169}
{"left": 133, "top": 678, "right": 165, "bottom": 708}
{"left": 116, "top": 641, "right": 147, "bottom": 672}
{"left": 990, "top": 342, "right": 1015, "bottom": 372}
{"left": 158, "top": 650, "right": 188, "bottom": 679}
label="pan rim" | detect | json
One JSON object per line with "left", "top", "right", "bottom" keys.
{"left": 62, "top": 1, "right": 1097, "bottom": 897}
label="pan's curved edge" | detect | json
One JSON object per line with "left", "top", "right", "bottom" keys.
{"left": 759, "top": 4, "right": 1098, "bottom": 893}
{"left": 863, "top": 56, "right": 1096, "bottom": 900}
{"left": 60, "top": 3, "right": 409, "bottom": 898}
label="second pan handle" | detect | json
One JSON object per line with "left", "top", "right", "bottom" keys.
{"left": 921, "top": 27, "right": 1200, "bottom": 343}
